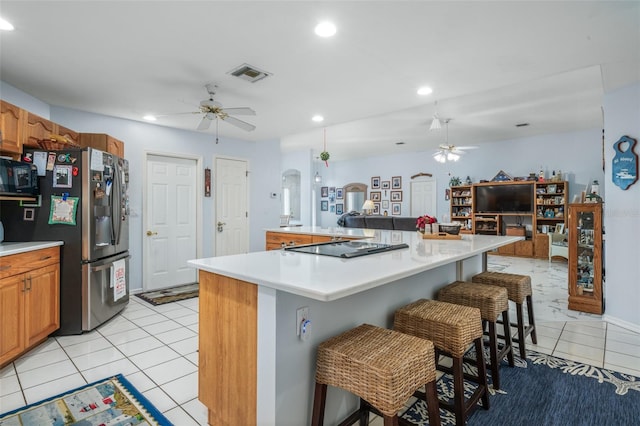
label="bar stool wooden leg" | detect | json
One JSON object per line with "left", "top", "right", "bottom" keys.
{"left": 311, "top": 382, "right": 327, "bottom": 426}
{"left": 527, "top": 295, "right": 538, "bottom": 344}
{"left": 451, "top": 355, "right": 466, "bottom": 426}
{"left": 475, "top": 338, "right": 490, "bottom": 410}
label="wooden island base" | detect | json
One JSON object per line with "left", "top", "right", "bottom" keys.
{"left": 199, "top": 271, "right": 258, "bottom": 425}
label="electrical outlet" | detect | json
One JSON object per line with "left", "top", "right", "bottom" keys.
{"left": 296, "top": 306, "right": 309, "bottom": 336}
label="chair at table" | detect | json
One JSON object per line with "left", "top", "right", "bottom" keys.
{"left": 549, "top": 224, "right": 568, "bottom": 261}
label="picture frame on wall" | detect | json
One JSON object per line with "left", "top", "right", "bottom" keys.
{"left": 392, "top": 176, "right": 402, "bottom": 189}
{"left": 321, "top": 186, "right": 328, "bottom": 198}
{"left": 390, "top": 190, "right": 403, "bottom": 201}
{"left": 336, "top": 203, "right": 344, "bottom": 215}
{"left": 321, "top": 200, "right": 328, "bottom": 211}
{"left": 330, "top": 205, "right": 335, "bottom": 213}
{"left": 336, "top": 187, "right": 343, "bottom": 199}
{"left": 329, "top": 187, "right": 336, "bottom": 195}
{"left": 370, "top": 191, "right": 382, "bottom": 202}
{"left": 371, "top": 176, "right": 381, "bottom": 189}
{"left": 392, "top": 203, "right": 401, "bottom": 215}
{"left": 381, "top": 180, "right": 391, "bottom": 190}
{"left": 373, "top": 203, "right": 380, "bottom": 214}
{"left": 381, "top": 200, "right": 389, "bottom": 209}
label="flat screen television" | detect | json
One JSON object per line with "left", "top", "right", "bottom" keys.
{"left": 474, "top": 184, "right": 534, "bottom": 213}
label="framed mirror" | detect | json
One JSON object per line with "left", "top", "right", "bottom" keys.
{"left": 343, "top": 182, "right": 368, "bottom": 213}
{"left": 282, "top": 169, "right": 301, "bottom": 220}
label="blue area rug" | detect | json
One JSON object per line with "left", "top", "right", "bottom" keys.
{"left": 0, "top": 374, "right": 172, "bottom": 425}
{"left": 402, "top": 350, "right": 640, "bottom": 425}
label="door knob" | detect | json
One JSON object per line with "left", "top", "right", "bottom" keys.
{"left": 146, "top": 230, "right": 158, "bottom": 236}
{"left": 217, "top": 222, "right": 226, "bottom": 232}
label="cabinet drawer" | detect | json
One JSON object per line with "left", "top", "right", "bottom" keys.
{"left": 265, "top": 232, "right": 313, "bottom": 247}
{"left": 0, "top": 247, "right": 60, "bottom": 279}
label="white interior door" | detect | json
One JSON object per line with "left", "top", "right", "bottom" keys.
{"left": 410, "top": 178, "right": 437, "bottom": 218}
{"left": 144, "top": 154, "right": 198, "bottom": 290}
{"left": 215, "top": 157, "right": 249, "bottom": 256}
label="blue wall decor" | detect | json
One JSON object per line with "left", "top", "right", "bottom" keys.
{"left": 612, "top": 135, "right": 638, "bottom": 190}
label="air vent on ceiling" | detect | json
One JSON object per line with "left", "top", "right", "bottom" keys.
{"left": 228, "top": 63, "right": 271, "bottom": 83}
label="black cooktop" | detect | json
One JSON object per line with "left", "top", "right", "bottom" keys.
{"left": 284, "top": 240, "right": 409, "bottom": 258}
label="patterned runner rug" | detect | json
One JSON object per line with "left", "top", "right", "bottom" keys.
{"left": 402, "top": 349, "right": 640, "bottom": 425}
{"left": 135, "top": 283, "right": 199, "bottom": 305}
{"left": 0, "top": 374, "right": 172, "bottom": 425}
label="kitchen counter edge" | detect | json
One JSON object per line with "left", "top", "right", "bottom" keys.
{"left": 0, "top": 241, "right": 64, "bottom": 257}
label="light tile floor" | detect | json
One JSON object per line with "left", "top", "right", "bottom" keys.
{"left": 1, "top": 256, "right": 639, "bottom": 425}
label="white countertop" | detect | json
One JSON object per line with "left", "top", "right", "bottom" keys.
{"left": 0, "top": 241, "right": 64, "bottom": 257}
{"left": 189, "top": 230, "right": 523, "bottom": 301}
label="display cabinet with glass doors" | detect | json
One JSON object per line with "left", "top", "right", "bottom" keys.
{"left": 567, "top": 203, "right": 603, "bottom": 314}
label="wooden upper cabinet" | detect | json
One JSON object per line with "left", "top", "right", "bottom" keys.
{"left": 24, "top": 111, "right": 56, "bottom": 148}
{"left": 79, "top": 133, "right": 125, "bottom": 157}
{"left": 57, "top": 125, "right": 80, "bottom": 146}
{"left": 0, "top": 100, "right": 24, "bottom": 154}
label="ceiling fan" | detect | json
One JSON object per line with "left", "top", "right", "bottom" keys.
{"left": 432, "top": 119, "right": 477, "bottom": 163}
{"left": 174, "top": 84, "right": 256, "bottom": 132}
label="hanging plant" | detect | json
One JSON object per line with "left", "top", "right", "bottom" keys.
{"left": 321, "top": 128, "right": 330, "bottom": 167}
{"left": 320, "top": 151, "right": 330, "bottom": 166}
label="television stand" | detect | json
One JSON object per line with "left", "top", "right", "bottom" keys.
{"left": 451, "top": 180, "right": 569, "bottom": 259}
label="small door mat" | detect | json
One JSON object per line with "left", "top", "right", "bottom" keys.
{"left": 0, "top": 374, "right": 172, "bottom": 425}
{"left": 135, "top": 283, "right": 199, "bottom": 305}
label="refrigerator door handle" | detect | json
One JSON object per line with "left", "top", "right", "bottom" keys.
{"left": 90, "top": 255, "right": 131, "bottom": 272}
{"left": 113, "top": 161, "right": 122, "bottom": 246}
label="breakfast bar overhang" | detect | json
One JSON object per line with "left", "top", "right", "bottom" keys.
{"left": 188, "top": 229, "right": 522, "bottom": 426}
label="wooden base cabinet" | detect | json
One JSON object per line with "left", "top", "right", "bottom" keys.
{"left": 0, "top": 247, "right": 60, "bottom": 367}
{"left": 567, "top": 203, "right": 603, "bottom": 314}
{"left": 265, "top": 231, "right": 356, "bottom": 250}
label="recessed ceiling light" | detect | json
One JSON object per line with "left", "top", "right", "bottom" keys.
{"left": 417, "top": 86, "right": 433, "bottom": 96}
{"left": 312, "top": 115, "right": 324, "bottom": 122}
{"left": 315, "top": 21, "right": 336, "bottom": 37}
{"left": 0, "top": 17, "right": 14, "bottom": 31}
{"left": 143, "top": 115, "right": 157, "bottom": 121}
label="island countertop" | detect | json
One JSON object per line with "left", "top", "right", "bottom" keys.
{"left": 188, "top": 230, "right": 522, "bottom": 301}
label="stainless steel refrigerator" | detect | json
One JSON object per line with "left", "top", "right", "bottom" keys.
{"left": 2, "top": 147, "right": 130, "bottom": 334}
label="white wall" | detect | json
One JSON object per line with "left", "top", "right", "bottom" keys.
{"left": 602, "top": 81, "right": 640, "bottom": 330}
{"left": 0, "top": 82, "right": 50, "bottom": 117}
{"left": 312, "top": 128, "right": 603, "bottom": 228}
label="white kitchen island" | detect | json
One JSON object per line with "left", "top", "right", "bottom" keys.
{"left": 188, "top": 228, "right": 522, "bottom": 426}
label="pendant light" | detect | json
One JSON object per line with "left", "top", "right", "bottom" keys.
{"left": 429, "top": 101, "right": 442, "bottom": 131}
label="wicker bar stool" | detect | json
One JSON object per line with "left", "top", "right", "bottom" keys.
{"left": 472, "top": 271, "right": 537, "bottom": 360}
{"left": 394, "top": 300, "right": 489, "bottom": 425}
{"left": 437, "top": 281, "right": 515, "bottom": 391}
{"left": 311, "top": 323, "right": 441, "bottom": 426}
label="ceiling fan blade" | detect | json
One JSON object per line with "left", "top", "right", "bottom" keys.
{"left": 155, "top": 111, "right": 201, "bottom": 118}
{"left": 456, "top": 145, "right": 479, "bottom": 150}
{"left": 222, "top": 107, "right": 256, "bottom": 116}
{"left": 197, "top": 115, "right": 212, "bottom": 130}
{"left": 221, "top": 115, "right": 256, "bottom": 132}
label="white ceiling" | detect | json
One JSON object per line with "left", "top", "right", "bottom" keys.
{"left": 1, "top": 1, "right": 638, "bottom": 160}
